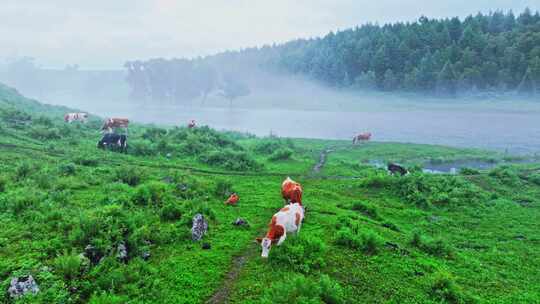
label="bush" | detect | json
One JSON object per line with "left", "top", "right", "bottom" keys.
{"left": 199, "top": 149, "right": 261, "bottom": 171}
{"left": 73, "top": 154, "right": 99, "bottom": 167}
{"left": 114, "top": 166, "right": 142, "bottom": 186}
{"left": 268, "top": 148, "right": 294, "bottom": 161}
{"left": 89, "top": 292, "right": 128, "bottom": 304}
{"left": 261, "top": 274, "right": 344, "bottom": 304}
{"left": 459, "top": 167, "right": 480, "bottom": 175}
{"left": 132, "top": 182, "right": 171, "bottom": 206}
{"left": 351, "top": 201, "right": 380, "bottom": 219}
{"left": 59, "top": 163, "right": 77, "bottom": 176}
{"left": 14, "top": 161, "right": 33, "bottom": 181}
{"left": 253, "top": 138, "right": 295, "bottom": 155}
{"left": 270, "top": 235, "right": 326, "bottom": 274}
{"left": 526, "top": 172, "right": 540, "bottom": 186}
{"left": 410, "top": 231, "right": 454, "bottom": 258}
{"left": 129, "top": 140, "right": 155, "bottom": 156}
{"left": 160, "top": 203, "right": 182, "bottom": 221}
{"left": 54, "top": 250, "right": 82, "bottom": 281}
{"left": 429, "top": 271, "right": 472, "bottom": 304}
{"left": 214, "top": 179, "right": 234, "bottom": 197}
{"left": 0, "top": 176, "right": 6, "bottom": 192}
{"left": 335, "top": 228, "right": 383, "bottom": 254}
{"left": 488, "top": 166, "right": 521, "bottom": 186}
{"left": 27, "top": 126, "right": 61, "bottom": 140}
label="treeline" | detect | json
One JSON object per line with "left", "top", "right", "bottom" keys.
{"left": 276, "top": 8, "right": 540, "bottom": 95}
{"left": 126, "top": 8, "right": 540, "bottom": 100}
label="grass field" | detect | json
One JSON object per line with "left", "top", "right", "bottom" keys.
{"left": 1, "top": 85, "right": 539, "bottom": 303}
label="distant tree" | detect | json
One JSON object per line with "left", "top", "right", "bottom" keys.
{"left": 436, "top": 62, "right": 457, "bottom": 96}
{"left": 219, "top": 78, "right": 250, "bottom": 107}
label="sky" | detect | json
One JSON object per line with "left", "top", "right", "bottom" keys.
{"left": 1, "top": 0, "right": 538, "bottom": 68}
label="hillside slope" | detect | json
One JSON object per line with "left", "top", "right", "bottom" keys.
{"left": 0, "top": 91, "right": 539, "bottom": 303}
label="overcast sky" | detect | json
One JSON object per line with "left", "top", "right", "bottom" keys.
{"left": 2, "top": 0, "right": 538, "bottom": 68}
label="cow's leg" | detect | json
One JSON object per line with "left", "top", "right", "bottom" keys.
{"left": 277, "top": 231, "right": 287, "bottom": 246}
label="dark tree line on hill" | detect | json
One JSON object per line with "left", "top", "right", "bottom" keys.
{"left": 275, "top": 8, "right": 540, "bottom": 96}
{"left": 124, "top": 9, "right": 540, "bottom": 101}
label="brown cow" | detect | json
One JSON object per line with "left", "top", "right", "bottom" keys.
{"left": 281, "top": 177, "right": 303, "bottom": 205}
{"left": 353, "top": 132, "right": 372, "bottom": 144}
{"left": 102, "top": 118, "right": 129, "bottom": 133}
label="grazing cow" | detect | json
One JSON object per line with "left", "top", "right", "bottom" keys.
{"left": 97, "top": 133, "right": 127, "bottom": 152}
{"left": 256, "top": 203, "right": 304, "bottom": 258}
{"left": 388, "top": 163, "right": 408, "bottom": 176}
{"left": 353, "top": 132, "right": 372, "bottom": 144}
{"left": 225, "top": 193, "right": 239, "bottom": 206}
{"left": 102, "top": 118, "right": 129, "bottom": 133}
{"left": 64, "top": 112, "right": 88, "bottom": 123}
{"left": 188, "top": 120, "right": 196, "bottom": 128}
{"left": 281, "top": 177, "right": 303, "bottom": 205}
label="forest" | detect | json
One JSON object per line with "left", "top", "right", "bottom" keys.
{"left": 123, "top": 8, "right": 540, "bottom": 102}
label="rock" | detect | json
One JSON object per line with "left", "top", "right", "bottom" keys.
{"left": 8, "top": 275, "right": 39, "bottom": 298}
{"left": 142, "top": 251, "right": 151, "bottom": 261}
{"left": 117, "top": 242, "right": 128, "bottom": 262}
{"left": 166, "top": 153, "right": 172, "bottom": 158}
{"left": 84, "top": 245, "right": 101, "bottom": 265}
{"left": 514, "top": 234, "right": 526, "bottom": 240}
{"left": 202, "top": 243, "right": 211, "bottom": 250}
{"left": 233, "top": 218, "right": 248, "bottom": 226}
{"left": 178, "top": 183, "right": 189, "bottom": 192}
{"left": 427, "top": 215, "right": 440, "bottom": 223}
{"left": 191, "top": 213, "right": 208, "bottom": 241}
{"left": 162, "top": 176, "right": 174, "bottom": 184}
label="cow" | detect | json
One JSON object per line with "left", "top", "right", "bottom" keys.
{"left": 388, "top": 163, "right": 408, "bottom": 176}
{"left": 102, "top": 118, "right": 129, "bottom": 134}
{"left": 188, "top": 120, "right": 196, "bottom": 128}
{"left": 256, "top": 203, "right": 304, "bottom": 258}
{"left": 281, "top": 177, "right": 303, "bottom": 205}
{"left": 225, "top": 193, "right": 239, "bottom": 206}
{"left": 353, "top": 132, "right": 372, "bottom": 144}
{"left": 97, "top": 133, "right": 128, "bottom": 153}
{"left": 64, "top": 112, "right": 88, "bottom": 123}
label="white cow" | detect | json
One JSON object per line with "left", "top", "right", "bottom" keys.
{"left": 64, "top": 113, "right": 88, "bottom": 123}
{"left": 256, "top": 202, "right": 304, "bottom": 258}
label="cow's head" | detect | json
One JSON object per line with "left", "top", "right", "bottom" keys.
{"left": 256, "top": 237, "right": 277, "bottom": 258}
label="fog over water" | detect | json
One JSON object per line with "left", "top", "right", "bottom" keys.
{"left": 79, "top": 98, "right": 540, "bottom": 156}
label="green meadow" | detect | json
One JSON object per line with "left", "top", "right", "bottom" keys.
{"left": 1, "top": 85, "right": 539, "bottom": 303}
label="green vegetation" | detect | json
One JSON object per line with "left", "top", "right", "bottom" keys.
{"left": 0, "top": 84, "right": 539, "bottom": 303}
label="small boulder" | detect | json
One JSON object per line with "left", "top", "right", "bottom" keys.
{"left": 142, "top": 251, "right": 151, "bottom": 261}
{"left": 84, "top": 244, "right": 101, "bottom": 265}
{"left": 8, "top": 275, "right": 39, "bottom": 299}
{"left": 233, "top": 218, "right": 248, "bottom": 226}
{"left": 202, "top": 243, "right": 211, "bottom": 250}
{"left": 191, "top": 213, "right": 208, "bottom": 241}
{"left": 117, "top": 242, "right": 128, "bottom": 262}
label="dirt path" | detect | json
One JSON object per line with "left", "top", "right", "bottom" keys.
{"left": 312, "top": 148, "right": 334, "bottom": 174}
{"left": 206, "top": 241, "right": 259, "bottom": 304}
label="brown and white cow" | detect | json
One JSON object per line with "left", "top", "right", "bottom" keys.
{"left": 256, "top": 203, "right": 304, "bottom": 258}
{"left": 101, "top": 118, "right": 129, "bottom": 133}
{"left": 353, "top": 132, "right": 372, "bottom": 144}
{"left": 281, "top": 177, "right": 303, "bottom": 205}
{"left": 64, "top": 113, "right": 88, "bottom": 123}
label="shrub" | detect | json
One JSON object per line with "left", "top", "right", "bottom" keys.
{"left": 270, "top": 235, "right": 326, "bottom": 274}
{"left": 429, "top": 271, "right": 471, "bottom": 304}
{"left": 199, "top": 149, "right": 261, "bottom": 171}
{"left": 27, "top": 126, "right": 61, "bottom": 140}
{"left": 526, "top": 173, "right": 540, "bottom": 186}
{"left": 59, "top": 163, "right": 77, "bottom": 176}
{"left": 268, "top": 148, "right": 294, "bottom": 161}
{"left": 114, "top": 166, "right": 142, "bottom": 186}
{"left": 335, "top": 228, "right": 383, "bottom": 254}
{"left": 359, "top": 172, "right": 396, "bottom": 189}
{"left": 54, "top": 250, "right": 82, "bottom": 281}
{"left": 132, "top": 182, "right": 171, "bottom": 206}
{"left": 261, "top": 274, "right": 344, "bottom": 304}
{"left": 160, "top": 203, "right": 183, "bottom": 221}
{"left": 488, "top": 166, "right": 521, "bottom": 186}
{"left": 14, "top": 161, "right": 33, "bottom": 181}
{"left": 73, "top": 154, "right": 99, "bottom": 167}
{"left": 0, "top": 176, "right": 6, "bottom": 193}
{"left": 129, "top": 140, "right": 155, "bottom": 156}
{"left": 459, "top": 167, "right": 480, "bottom": 175}
{"left": 410, "top": 231, "right": 454, "bottom": 258}
{"left": 89, "top": 293, "right": 128, "bottom": 304}
{"left": 351, "top": 201, "right": 380, "bottom": 219}
{"left": 253, "top": 138, "right": 295, "bottom": 155}
{"left": 214, "top": 179, "right": 234, "bottom": 197}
